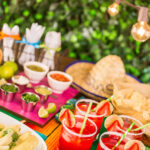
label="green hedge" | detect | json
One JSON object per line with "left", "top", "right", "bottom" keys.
{"left": 0, "top": 0, "right": 150, "bottom": 82}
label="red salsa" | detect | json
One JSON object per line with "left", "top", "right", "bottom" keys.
{"left": 50, "top": 73, "right": 70, "bottom": 82}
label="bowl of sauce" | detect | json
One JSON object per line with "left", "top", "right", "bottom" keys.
{"left": 12, "top": 75, "right": 29, "bottom": 85}
{"left": 12, "top": 75, "right": 29, "bottom": 93}
{"left": 35, "top": 85, "right": 52, "bottom": 104}
{"left": 47, "top": 71, "right": 73, "bottom": 94}
{"left": 24, "top": 61, "right": 49, "bottom": 84}
{"left": 50, "top": 74, "right": 70, "bottom": 82}
{"left": 27, "top": 65, "right": 45, "bottom": 72}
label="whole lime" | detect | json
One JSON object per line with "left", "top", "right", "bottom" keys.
{"left": 0, "top": 65, "right": 14, "bottom": 80}
{"left": 4, "top": 61, "right": 18, "bottom": 74}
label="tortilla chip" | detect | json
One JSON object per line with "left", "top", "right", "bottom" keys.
{"left": 112, "top": 81, "right": 150, "bottom": 137}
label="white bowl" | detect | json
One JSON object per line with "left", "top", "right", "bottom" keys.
{"left": 47, "top": 71, "right": 73, "bottom": 94}
{"left": 24, "top": 61, "right": 49, "bottom": 83}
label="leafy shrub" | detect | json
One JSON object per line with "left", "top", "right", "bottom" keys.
{"left": 0, "top": 0, "right": 150, "bottom": 82}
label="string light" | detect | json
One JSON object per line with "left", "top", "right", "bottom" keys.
{"left": 131, "top": 7, "right": 150, "bottom": 42}
{"left": 108, "top": 2, "right": 119, "bottom": 16}
{"left": 107, "top": 0, "right": 150, "bottom": 42}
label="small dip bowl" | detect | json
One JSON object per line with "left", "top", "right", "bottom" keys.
{"left": 1, "top": 83, "right": 19, "bottom": 103}
{"left": 47, "top": 71, "right": 73, "bottom": 94}
{"left": 21, "top": 92, "right": 40, "bottom": 112}
{"left": 12, "top": 75, "right": 29, "bottom": 93}
{"left": 34, "top": 85, "right": 52, "bottom": 104}
{"left": 24, "top": 61, "right": 49, "bottom": 84}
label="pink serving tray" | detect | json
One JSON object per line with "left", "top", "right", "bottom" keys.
{"left": 0, "top": 73, "right": 79, "bottom": 127}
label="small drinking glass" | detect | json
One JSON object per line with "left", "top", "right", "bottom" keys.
{"left": 75, "top": 99, "right": 105, "bottom": 133}
{"left": 117, "top": 115, "right": 144, "bottom": 140}
{"left": 58, "top": 115, "right": 97, "bottom": 150}
{"left": 97, "top": 131, "right": 130, "bottom": 150}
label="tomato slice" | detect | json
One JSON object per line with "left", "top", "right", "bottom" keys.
{"left": 107, "top": 120, "right": 121, "bottom": 131}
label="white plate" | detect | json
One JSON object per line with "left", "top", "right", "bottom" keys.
{"left": 0, "top": 112, "right": 47, "bottom": 150}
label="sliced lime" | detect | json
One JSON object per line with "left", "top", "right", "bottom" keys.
{"left": 47, "top": 103, "right": 57, "bottom": 114}
{"left": 38, "top": 106, "right": 49, "bottom": 118}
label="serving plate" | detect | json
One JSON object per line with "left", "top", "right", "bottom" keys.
{"left": 0, "top": 112, "right": 47, "bottom": 150}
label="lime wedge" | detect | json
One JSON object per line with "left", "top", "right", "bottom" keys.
{"left": 47, "top": 103, "right": 57, "bottom": 114}
{"left": 38, "top": 106, "right": 49, "bottom": 118}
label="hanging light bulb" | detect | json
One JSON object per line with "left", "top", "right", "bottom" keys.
{"left": 131, "top": 7, "right": 150, "bottom": 42}
{"left": 108, "top": 0, "right": 120, "bottom": 16}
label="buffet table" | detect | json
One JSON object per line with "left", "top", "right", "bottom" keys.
{"left": 41, "top": 55, "right": 150, "bottom": 150}
{"left": 1, "top": 55, "right": 150, "bottom": 150}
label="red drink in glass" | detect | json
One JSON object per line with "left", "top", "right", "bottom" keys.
{"left": 114, "top": 115, "right": 144, "bottom": 140}
{"left": 58, "top": 115, "right": 97, "bottom": 150}
{"left": 97, "top": 131, "right": 130, "bottom": 150}
{"left": 74, "top": 99, "right": 105, "bottom": 133}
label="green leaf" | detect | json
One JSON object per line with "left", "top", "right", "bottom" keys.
{"left": 23, "top": 10, "right": 30, "bottom": 17}
{"left": 35, "top": 13, "right": 43, "bottom": 20}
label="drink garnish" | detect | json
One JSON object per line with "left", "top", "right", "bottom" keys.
{"left": 91, "top": 95, "right": 114, "bottom": 113}
{"left": 105, "top": 114, "right": 124, "bottom": 131}
{"left": 127, "top": 143, "right": 139, "bottom": 150}
{"left": 94, "top": 100, "right": 114, "bottom": 116}
{"left": 124, "top": 140, "right": 145, "bottom": 150}
{"left": 113, "top": 122, "right": 135, "bottom": 150}
{"left": 80, "top": 102, "right": 93, "bottom": 135}
{"left": 59, "top": 109, "right": 76, "bottom": 128}
{"left": 132, "top": 122, "right": 150, "bottom": 132}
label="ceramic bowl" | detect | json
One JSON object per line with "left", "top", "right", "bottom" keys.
{"left": 24, "top": 61, "right": 49, "bottom": 84}
{"left": 47, "top": 71, "right": 73, "bottom": 94}
{"left": 12, "top": 75, "right": 29, "bottom": 93}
